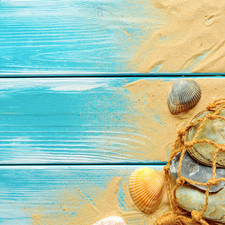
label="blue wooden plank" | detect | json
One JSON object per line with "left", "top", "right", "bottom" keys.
{"left": 0, "top": 165, "right": 166, "bottom": 225}
{"left": 0, "top": 0, "right": 161, "bottom": 74}
{"left": 0, "top": 77, "right": 165, "bottom": 164}
{"left": 1, "top": 1, "right": 225, "bottom": 74}
{"left": 0, "top": 77, "right": 224, "bottom": 164}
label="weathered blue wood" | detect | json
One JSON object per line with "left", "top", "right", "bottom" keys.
{"left": 0, "top": 165, "right": 164, "bottom": 224}
{"left": 0, "top": 0, "right": 161, "bottom": 74}
{"left": 0, "top": 77, "right": 170, "bottom": 164}
{"left": 0, "top": 76, "right": 223, "bottom": 164}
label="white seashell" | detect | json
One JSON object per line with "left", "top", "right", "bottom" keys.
{"left": 167, "top": 80, "right": 201, "bottom": 115}
{"left": 129, "top": 168, "right": 164, "bottom": 214}
{"left": 93, "top": 216, "right": 126, "bottom": 225}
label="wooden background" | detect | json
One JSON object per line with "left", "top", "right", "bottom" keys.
{"left": 0, "top": 0, "right": 220, "bottom": 224}
{"left": 0, "top": 0, "right": 161, "bottom": 75}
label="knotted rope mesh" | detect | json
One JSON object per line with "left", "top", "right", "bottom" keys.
{"left": 154, "top": 99, "right": 225, "bottom": 225}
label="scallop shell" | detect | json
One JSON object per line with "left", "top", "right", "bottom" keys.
{"left": 129, "top": 168, "right": 164, "bottom": 214}
{"left": 167, "top": 80, "right": 201, "bottom": 115}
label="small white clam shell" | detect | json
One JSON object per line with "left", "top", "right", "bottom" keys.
{"left": 93, "top": 216, "right": 126, "bottom": 225}
{"left": 167, "top": 80, "right": 201, "bottom": 115}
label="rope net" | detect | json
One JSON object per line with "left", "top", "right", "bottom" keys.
{"left": 154, "top": 99, "right": 225, "bottom": 225}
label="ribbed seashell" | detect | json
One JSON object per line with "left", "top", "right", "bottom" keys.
{"left": 167, "top": 80, "right": 201, "bottom": 115}
{"left": 129, "top": 168, "right": 164, "bottom": 214}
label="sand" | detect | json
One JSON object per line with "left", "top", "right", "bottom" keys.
{"left": 131, "top": 0, "right": 225, "bottom": 72}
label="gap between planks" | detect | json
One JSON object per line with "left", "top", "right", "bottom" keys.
{"left": 0, "top": 73, "right": 224, "bottom": 78}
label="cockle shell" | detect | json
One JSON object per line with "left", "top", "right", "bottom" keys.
{"left": 93, "top": 216, "right": 126, "bottom": 225}
{"left": 129, "top": 168, "right": 164, "bottom": 214}
{"left": 186, "top": 109, "right": 225, "bottom": 168}
{"left": 167, "top": 80, "right": 201, "bottom": 115}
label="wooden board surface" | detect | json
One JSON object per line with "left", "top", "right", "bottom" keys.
{"left": 1, "top": 0, "right": 224, "bottom": 223}
{"left": 0, "top": 165, "right": 164, "bottom": 225}
{"left": 0, "top": 0, "right": 160, "bottom": 75}
{"left": 1, "top": 76, "right": 224, "bottom": 224}
{"left": 0, "top": 77, "right": 171, "bottom": 164}
{"left": 1, "top": 76, "right": 225, "bottom": 165}
{"left": 0, "top": 77, "right": 170, "bottom": 224}
{"left": 1, "top": 0, "right": 224, "bottom": 76}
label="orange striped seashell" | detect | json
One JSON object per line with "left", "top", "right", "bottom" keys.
{"left": 129, "top": 168, "right": 164, "bottom": 214}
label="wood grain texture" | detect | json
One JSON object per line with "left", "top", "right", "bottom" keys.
{"left": 0, "top": 165, "right": 164, "bottom": 224}
{"left": 0, "top": 0, "right": 162, "bottom": 74}
{"left": 0, "top": 77, "right": 166, "bottom": 164}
